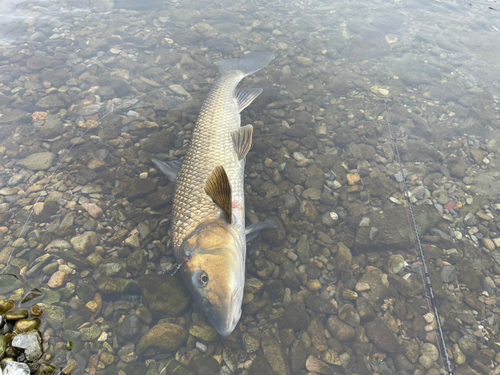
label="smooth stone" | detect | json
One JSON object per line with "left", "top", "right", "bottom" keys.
{"left": 17, "top": 152, "right": 56, "bottom": 170}
{"left": 12, "top": 329, "right": 43, "bottom": 361}
{"left": 364, "top": 317, "right": 400, "bottom": 354}
{"left": 0, "top": 300, "right": 15, "bottom": 315}
{"left": 15, "top": 318, "right": 41, "bottom": 332}
{"left": 37, "top": 304, "right": 65, "bottom": 330}
{"left": 136, "top": 323, "right": 188, "bottom": 355}
{"left": 261, "top": 329, "right": 291, "bottom": 375}
{"left": 189, "top": 323, "right": 218, "bottom": 342}
{"left": 4, "top": 361, "right": 30, "bottom": 375}
{"left": 80, "top": 324, "right": 101, "bottom": 341}
{"left": 5, "top": 309, "right": 29, "bottom": 320}
{"left": 71, "top": 231, "right": 98, "bottom": 255}
{"left": 137, "top": 274, "right": 190, "bottom": 317}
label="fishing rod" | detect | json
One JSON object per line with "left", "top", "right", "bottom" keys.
{"left": 384, "top": 99, "right": 453, "bottom": 375}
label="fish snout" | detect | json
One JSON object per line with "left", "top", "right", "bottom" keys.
{"left": 213, "top": 286, "right": 242, "bottom": 337}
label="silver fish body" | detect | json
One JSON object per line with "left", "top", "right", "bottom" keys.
{"left": 170, "top": 52, "right": 275, "bottom": 336}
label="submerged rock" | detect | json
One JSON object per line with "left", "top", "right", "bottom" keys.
{"left": 137, "top": 274, "right": 190, "bottom": 317}
{"left": 136, "top": 323, "right": 188, "bottom": 355}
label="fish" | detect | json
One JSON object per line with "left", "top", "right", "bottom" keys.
{"left": 152, "top": 51, "right": 277, "bottom": 336}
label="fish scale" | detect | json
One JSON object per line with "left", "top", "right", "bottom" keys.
{"left": 172, "top": 70, "right": 246, "bottom": 256}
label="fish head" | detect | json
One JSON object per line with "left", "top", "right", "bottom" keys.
{"left": 180, "top": 219, "right": 244, "bottom": 336}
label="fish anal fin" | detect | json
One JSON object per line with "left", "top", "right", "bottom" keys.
{"left": 205, "top": 166, "right": 232, "bottom": 224}
{"left": 235, "top": 88, "right": 263, "bottom": 113}
{"left": 231, "top": 125, "right": 253, "bottom": 161}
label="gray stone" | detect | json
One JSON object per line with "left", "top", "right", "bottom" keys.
{"left": 4, "top": 361, "right": 30, "bottom": 375}
{"left": 17, "top": 152, "right": 56, "bottom": 170}
{"left": 71, "top": 231, "right": 98, "bottom": 255}
{"left": 364, "top": 317, "right": 400, "bottom": 354}
{"left": 440, "top": 265, "right": 456, "bottom": 283}
{"left": 354, "top": 206, "right": 440, "bottom": 251}
{"left": 296, "top": 235, "right": 310, "bottom": 264}
{"left": 12, "top": 329, "right": 43, "bottom": 361}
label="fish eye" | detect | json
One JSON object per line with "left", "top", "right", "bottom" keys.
{"left": 193, "top": 271, "right": 209, "bottom": 287}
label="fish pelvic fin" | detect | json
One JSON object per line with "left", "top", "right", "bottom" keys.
{"left": 245, "top": 220, "right": 278, "bottom": 242}
{"left": 151, "top": 158, "right": 182, "bottom": 181}
{"left": 236, "top": 88, "right": 263, "bottom": 113}
{"left": 218, "top": 51, "right": 275, "bottom": 76}
{"left": 205, "top": 166, "right": 233, "bottom": 224}
{"left": 231, "top": 125, "right": 253, "bottom": 161}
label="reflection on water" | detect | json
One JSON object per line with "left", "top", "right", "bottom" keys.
{"left": 0, "top": 0, "right": 499, "bottom": 374}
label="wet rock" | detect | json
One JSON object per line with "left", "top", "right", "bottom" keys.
{"left": 306, "top": 356, "right": 333, "bottom": 375}
{"left": 192, "top": 357, "right": 220, "bottom": 375}
{"left": 37, "top": 304, "right": 65, "bottom": 330}
{"left": 261, "top": 329, "right": 291, "bottom": 375}
{"left": 338, "top": 304, "right": 360, "bottom": 327}
{"left": 71, "top": 231, "right": 98, "bottom": 255}
{"left": 364, "top": 317, "right": 400, "bottom": 354}
{"left": 122, "top": 178, "right": 157, "bottom": 198}
{"left": 387, "top": 274, "right": 415, "bottom": 298}
{"left": 126, "top": 249, "right": 146, "bottom": 274}
{"left": 334, "top": 242, "right": 352, "bottom": 281}
{"left": 458, "top": 335, "right": 478, "bottom": 356}
{"left": 136, "top": 323, "right": 188, "bottom": 355}
{"left": 290, "top": 341, "right": 308, "bottom": 373}
{"left": 189, "top": 323, "right": 218, "bottom": 342}
{"left": 304, "top": 294, "right": 337, "bottom": 314}
{"left": 279, "top": 301, "right": 309, "bottom": 330}
{"left": 457, "top": 260, "right": 482, "bottom": 293}
{"left": 242, "top": 333, "right": 260, "bottom": 353}
{"left": 296, "top": 235, "right": 310, "bottom": 264}
{"left": 402, "top": 339, "right": 419, "bottom": 363}
{"left": 35, "top": 95, "right": 65, "bottom": 109}
{"left": 279, "top": 260, "right": 300, "bottom": 288}
{"left": 419, "top": 342, "right": 439, "bottom": 369}
{"left": 0, "top": 275, "right": 23, "bottom": 294}
{"left": 354, "top": 206, "right": 439, "bottom": 251}
{"left": 4, "top": 361, "right": 30, "bottom": 375}
{"left": 137, "top": 274, "right": 190, "bottom": 317}
{"left": 357, "top": 270, "right": 387, "bottom": 307}
{"left": 96, "top": 277, "right": 134, "bottom": 293}
{"left": 17, "top": 152, "right": 56, "bottom": 170}
{"left": 326, "top": 316, "right": 355, "bottom": 342}
{"left": 98, "top": 259, "right": 127, "bottom": 277}
{"left": 12, "top": 329, "right": 43, "bottom": 361}
{"left": 147, "top": 186, "right": 174, "bottom": 209}
{"left": 385, "top": 254, "right": 405, "bottom": 274}
{"left": 81, "top": 203, "right": 103, "bottom": 218}
{"left": 80, "top": 324, "right": 101, "bottom": 341}
{"left": 118, "top": 314, "right": 142, "bottom": 340}
{"left": 141, "top": 130, "right": 176, "bottom": 153}
{"left": 430, "top": 82, "right": 466, "bottom": 102}
{"left": 47, "top": 270, "right": 69, "bottom": 288}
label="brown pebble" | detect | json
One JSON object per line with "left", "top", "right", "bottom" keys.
{"left": 5, "top": 309, "right": 28, "bottom": 321}
{"left": 0, "top": 300, "right": 14, "bottom": 315}
{"left": 47, "top": 270, "right": 69, "bottom": 288}
{"left": 15, "top": 318, "right": 41, "bottom": 332}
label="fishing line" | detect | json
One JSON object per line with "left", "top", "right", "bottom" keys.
{"left": 384, "top": 99, "right": 453, "bottom": 375}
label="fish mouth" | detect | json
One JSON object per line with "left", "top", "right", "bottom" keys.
{"left": 214, "top": 285, "right": 242, "bottom": 337}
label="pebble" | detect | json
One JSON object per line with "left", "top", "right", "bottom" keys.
{"left": 47, "top": 270, "right": 69, "bottom": 288}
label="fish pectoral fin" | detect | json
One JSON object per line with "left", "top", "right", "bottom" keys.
{"left": 245, "top": 220, "right": 278, "bottom": 242}
{"left": 231, "top": 125, "right": 253, "bottom": 161}
{"left": 151, "top": 158, "right": 183, "bottom": 181}
{"left": 205, "top": 166, "right": 233, "bottom": 224}
{"left": 235, "top": 88, "right": 263, "bottom": 113}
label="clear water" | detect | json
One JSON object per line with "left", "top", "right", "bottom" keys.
{"left": 0, "top": 0, "right": 499, "bottom": 374}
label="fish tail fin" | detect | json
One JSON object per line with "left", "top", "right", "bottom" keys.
{"left": 218, "top": 51, "right": 275, "bottom": 77}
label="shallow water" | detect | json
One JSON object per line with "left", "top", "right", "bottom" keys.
{"left": 0, "top": 0, "right": 499, "bottom": 374}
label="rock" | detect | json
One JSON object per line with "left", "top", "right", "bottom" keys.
{"left": 0, "top": 275, "right": 23, "bottom": 293}
{"left": 47, "top": 270, "right": 69, "bottom": 288}
{"left": 137, "top": 274, "right": 190, "bottom": 317}
{"left": 296, "top": 235, "right": 310, "bottom": 264}
{"left": 75, "top": 283, "right": 95, "bottom": 302}
{"left": 338, "top": 304, "right": 360, "bottom": 327}
{"left": 419, "top": 343, "right": 439, "bottom": 369}
{"left": 279, "top": 301, "right": 310, "bottom": 330}
{"left": 326, "top": 316, "right": 355, "bottom": 342}
{"left": 357, "top": 270, "right": 387, "bottom": 307}
{"left": 189, "top": 323, "right": 218, "bottom": 342}
{"left": 4, "top": 361, "right": 30, "bottom": 375}
{"left": 242, "top": 333, "right": 260, "bottom": 353}
{"left": 354, "top": 206, "right": 439, "bottom": 251}
{"left": 118, "top": 314, "right": 142, "bottom": 340}
{"left": 81, "top": 203, "right": 103, "bottom": 218}
{"left": 37, "top": 304, "right": 65, "bottom": 330}
{"left": 122, "top": 179, "right": 157, "bottom": 198}
{"left": 387, "top": 274, "right": 415, "bottom": 298}
{"left": 192, "top": 357, "right": 220, "bottom": 375}
{"left": 306, "top": 356, "right": 333, "bottom": 375}
{"left": 17, "top": 152, "right": 56, "bottom": 170}
{"left": 136, "top": 323, "right": 188, "bottom": 355}
{"left": 98, "top": 259, "right": 127, "bottom": 277}
{"left": 304, "top": 294, "right": 337, "bottom": 314}
{"left": 141, "top": 130, "right": 176, "bottom": 153}
{"left": 402, "top": 339, "right": 419, "bottom": 363}
{"left": 385, "top": 254, "right": 406, "bottom": 274}
{"left": 334, "top": 242, "right": 352, "bottom": 281}
{"left": 96, "top": 277, "right": 134, "bottom": 293}
{"left": 261, "top": 329, "right": 291, "bottom": 375}
{"left": 364, "top": 317, "right": 400, "bottom": 354}
{"left": 458, "top": 335, "right": 477, "bottom": 356}
{"left": 35, "top": 95, "right": 65, "bottom": 109}
{"left": 80, "top": 324, "right": 101, "bottom": 341}
{"left": 71, "top": 231, "right": 98, "bottom": 255}
{"left": 12, "top": 329, "right": 43, "bottom": 361}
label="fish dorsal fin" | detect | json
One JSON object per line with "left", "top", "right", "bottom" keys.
{"left": 231, "top": 125, "right": 253, "bottom": 161}
{"left": 205, "top": 166, "right": 232, "bottom": 224}
{"left": 235, "top": 88, "right": 263, "bottom": 113}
